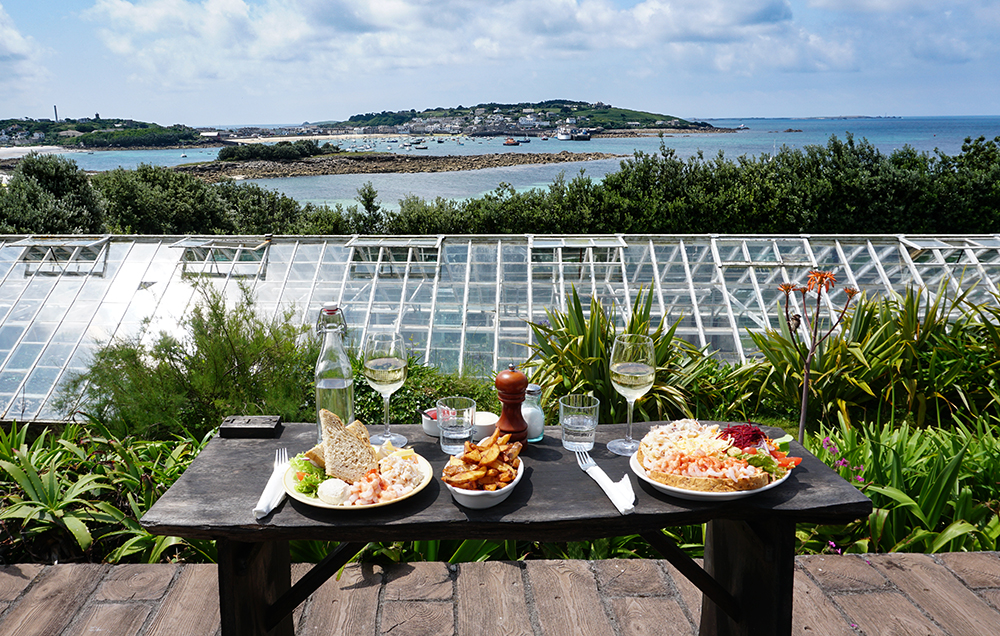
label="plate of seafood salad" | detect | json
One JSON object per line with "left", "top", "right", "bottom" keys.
{"left": 284, "top": 409, "right": 431, "bottom": 509}
{"left": 631, "top": 419, "right": 801, "bottom": 501}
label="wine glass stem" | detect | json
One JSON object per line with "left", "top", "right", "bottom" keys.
{"left": 626, "top": 399, "right": 635, "bottom": 442}
{"left": 382, "top": 394, "right": 391, "bottom": 437}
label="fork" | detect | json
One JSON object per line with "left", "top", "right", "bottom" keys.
{"left": 574, "top": 450, "right": 634, "bottom": 514}
{"left": 575, "top": 450, "right": 596, "bottom": 471}
{"left": 275, "top": 447, "right": 289, "bottom": 470}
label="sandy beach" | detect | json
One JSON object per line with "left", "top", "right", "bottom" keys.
{"left": 0, "top": 145, "right": 74, "bottom": 160}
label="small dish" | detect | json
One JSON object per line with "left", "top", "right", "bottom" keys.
{"left": 421, "top": 408, "right": 439, "bottom": 436}
{"left": 444, "top": 459, "right": 524, "bottom": 509}
{"left": 473, "top": 411, "right": 499, "bottom": 441}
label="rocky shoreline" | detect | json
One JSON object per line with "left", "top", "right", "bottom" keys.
{"left": 172, "top": 150, "right": 628, "bottom": 182}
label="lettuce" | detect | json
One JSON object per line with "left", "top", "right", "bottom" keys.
{"left": 290, "top": 453, "right": 325, "bottom": 496}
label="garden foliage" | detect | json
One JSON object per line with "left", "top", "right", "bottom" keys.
{"left": 5, "top": 284, "right": 1000, "bottom": 565}
{"left": 4, "top": 133, "right": 1000, "bottom": 236}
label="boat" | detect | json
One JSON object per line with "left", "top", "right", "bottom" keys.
{"left": 414, "top": 144, "right": 428, "bottom": 149}
{"left": 556, "top": 127, "right": 572, "bottom": 141}
{"left": 180, "top": 153, "right": 187, "bottom": 157}
{"left": 503, "top": 138, "right": 520, "bottom": 146}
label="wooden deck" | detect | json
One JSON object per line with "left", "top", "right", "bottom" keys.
{"left": 1, "top": 553, "right": 999, "bottom": 635}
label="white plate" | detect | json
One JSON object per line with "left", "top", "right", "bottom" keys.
{"left": 283, "top": 453, "right": 433, "bottom": 510}
{"left": 629, "top": 453, "right": 792, "bottom": 502}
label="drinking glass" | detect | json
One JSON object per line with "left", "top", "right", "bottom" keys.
{"left": 607, "top": 333, "right": 655, "bottom": 456}
{"left": 361, "top": 332, "right": 408, "bottom": 447}
{"left": 437, "top": 396, "right": 476, "bottom": 454}
{"left": 559, "top": 394, "right": 600, "bottom": 451}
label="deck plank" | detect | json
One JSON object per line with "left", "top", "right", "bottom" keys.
{"left": 798, "top": 554, "right": 887, "bottom": 592}
{"left": 833, "top": 590, "right": 945, "bottom": 636}
{"left": 870, "top": 553, "right": 1000, "bottom": 635}
{"left": 791, "top": 566, "right": 856, "bottom": 636}
{"left": 0, "top": 563, "right": 106, "bottom": 636}
{"left": 144, "top": 563, "right": 220, "bottom": 636}
{"left": 593, "top": 559, "right": 668, "bottom": 597}
{"left": 295, "top": 563, "right": 381, "bottom": 635}
{"left": 526, "top": 560, "right": 615, "bottom": 636}
{"left": 661, "top": 560, "right": 703, "bottom": 624}
{"left": 939, "top": 552, "right": 1000, "bottom": 588}
{"left": 95, "top": 563, "right": 177, "bottom": 601}
{"left": 610, "top": 596, "right": 694, "bottom": 636}
{"left": 66, "top": 603, "right": 150, "bottom": 636}
{"left": 456, "top": 561, "right": 531, "bottom": 636}
{"left": 382, "top": 600, "right": 454, "bottom": 636}
{"left": 384, "top": 562, "right": 453, "bottom": 601}
{"left": 0, "top": 564, "right": 45, "bottom": 601}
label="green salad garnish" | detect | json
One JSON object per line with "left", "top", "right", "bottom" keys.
{"left": 290, "top": 453, "right": 325, "bottom": 497}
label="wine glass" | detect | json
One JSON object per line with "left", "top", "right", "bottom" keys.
{"left": 607, "top": 333, "right": 655, "bottom": 456}
{"left": 362, "top": 332, "right": 408, "bottom": 447}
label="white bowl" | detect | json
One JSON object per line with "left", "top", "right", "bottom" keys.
{"left": 444, "top": 459, "right": 525, "bottom": 509}
{"left": 473, "top": 411, "right": 499, "bottom": 441}
{"left": 421, "top": 408, "right": 439, "bottom": 436}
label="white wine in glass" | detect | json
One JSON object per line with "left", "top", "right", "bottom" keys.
{"left": 607, "top": 334, "right": 655, "bottom": 456}
{"left": 362, "top": 332, "right": 408, "bottom": 447}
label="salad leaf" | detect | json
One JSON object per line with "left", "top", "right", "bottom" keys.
{"left": 745, "top": 452, "right": 785, "bottom": 478}
{"left": 290, "top": 453, "right": 325, "bottom": 496}
{"left": 771, "top": 434, "right": 793, "bottom": 454}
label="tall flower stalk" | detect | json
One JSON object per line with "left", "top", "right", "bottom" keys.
{"left": 780, "top": 271, "right": 859, "bottom": 443}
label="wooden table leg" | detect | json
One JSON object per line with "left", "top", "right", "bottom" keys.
{"left": 217, "top": 538, "right": 293, "bottom": 636}
{"left": 699, "top": 518, "right": 795, "bottom": 636}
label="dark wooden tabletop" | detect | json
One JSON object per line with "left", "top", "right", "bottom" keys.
{"left": 141, "top": 422, "right": 871, "bottom": 543}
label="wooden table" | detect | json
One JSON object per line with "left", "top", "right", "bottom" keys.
{"left": 141, "top": 422, "right": 871, "bottom": 636}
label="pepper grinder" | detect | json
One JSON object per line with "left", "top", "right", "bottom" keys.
{"left": 495, "top": 363, "right": 528, "bottom": 444}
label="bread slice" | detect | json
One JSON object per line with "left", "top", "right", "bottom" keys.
{"left": 346, "top": 421, "right": 369, "bottom": 445}
{"left": 636, "top": 447, "right": 769, "bottom": 493}
{"left": 320, "top": 409, "right": 377, "bottom": 483}
{"left": 304, "top": 444, "right": 325, "bottom": 468}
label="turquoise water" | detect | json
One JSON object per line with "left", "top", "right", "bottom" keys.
{"left": 58, "top": 116, "right": 1000, "bottom": 211}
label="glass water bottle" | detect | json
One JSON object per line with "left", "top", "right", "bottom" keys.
{"left": 314, "top": 303, "right": 354, "bottom": 444}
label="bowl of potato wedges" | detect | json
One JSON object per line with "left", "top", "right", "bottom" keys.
{"left": 441, "top": 429, "right": 524, "bottom": 509}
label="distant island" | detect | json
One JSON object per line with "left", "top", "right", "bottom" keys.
{"left": 1, "top": 100, "right": 721, "bottom": 152}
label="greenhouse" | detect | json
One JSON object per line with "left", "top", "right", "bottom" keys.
{"left": 2, "top": 233, "right": 999, "bottom": 423}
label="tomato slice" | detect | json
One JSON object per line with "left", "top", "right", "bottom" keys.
{"left": 296, "top": 471, "right": 306, "bottom": 481}
{"left": 777, "top": 456, "right": 802, "bottom": 468}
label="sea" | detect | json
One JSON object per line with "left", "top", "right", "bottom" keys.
{"left": 57, "top": 116, "right": 1000, "bottom": 211}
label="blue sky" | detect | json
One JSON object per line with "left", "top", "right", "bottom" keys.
{"left": 1, "top": 0, "right": 998, "bottom": 126}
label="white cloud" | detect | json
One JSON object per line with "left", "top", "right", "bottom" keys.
{"left": 82, "top": 0, "right": 849, "bottom": 88}
{"left": 0, "top": 3, "right": 49, "bottom": 88}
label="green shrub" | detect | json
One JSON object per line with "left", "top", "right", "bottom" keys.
{"left": 58, "top": 283, "right": 317, "bottom": 440}
{"left": 801, "top": 418, "right": 1000, "bottom": 555}
{"left": 748, "top": 286, "right": 1000, "bottom": 430}
{"left": 522, "top": 287, "right": 736, "bottom": 425}
{"left": 0, "top": 417, "right": 212, "bottom": 564}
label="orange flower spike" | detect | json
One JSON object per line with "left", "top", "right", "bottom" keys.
{"left": 778, "top": 282, "right": 796, "bottom": 296}
{"left": 844, "top": 287, "right": 860, "bottom": 299}
{"left": 807, "top": 270, "right": 836, "bottom": 294}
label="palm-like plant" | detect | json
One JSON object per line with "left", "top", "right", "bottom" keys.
{"left": 522, "top": 287, "right": 725, "bottom": 425}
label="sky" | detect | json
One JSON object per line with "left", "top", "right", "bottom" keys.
{"left": 1, "top": 0, "right": 998, "bottom": 127}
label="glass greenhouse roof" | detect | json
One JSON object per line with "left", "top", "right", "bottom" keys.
{"left": 3, "top": 233, "right": 1000, "bottom": 423}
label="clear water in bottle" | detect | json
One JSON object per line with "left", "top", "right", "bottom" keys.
{"left": 316, "top": 377, "right": 354, "bottom": 429}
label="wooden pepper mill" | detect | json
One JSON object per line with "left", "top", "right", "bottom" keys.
{"left": 495, "top": 363, "right": 528, "bottom": 444}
